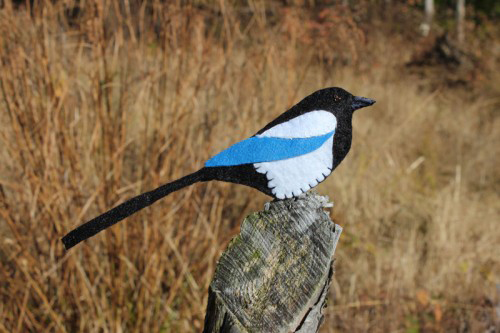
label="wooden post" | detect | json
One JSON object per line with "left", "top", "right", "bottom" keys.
{"left": 203, "top": 192, "right": 342, "bottom": 333}
{"left": 422, "top": 0, "right": 435, "bottom": 36}
{"left": 456, "top": 0, "right": 466, "bottom": 44}
{"left": 425, "top": 0, "right": 434, "bottom": 25}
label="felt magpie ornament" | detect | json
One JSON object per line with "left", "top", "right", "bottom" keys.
{"left": 62, "top": 87, "right": 375, "bottom": 249}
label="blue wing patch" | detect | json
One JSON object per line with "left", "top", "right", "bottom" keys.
{"left": 205, "top": 131, "right": 334, "bottom": 167}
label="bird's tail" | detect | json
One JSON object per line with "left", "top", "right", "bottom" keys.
{"left": 62, "top": 169, "right": 209, "bottom": 250}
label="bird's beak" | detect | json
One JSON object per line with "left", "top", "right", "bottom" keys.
{"left": 352, "top": 96, "right": 376, "bottom": 111}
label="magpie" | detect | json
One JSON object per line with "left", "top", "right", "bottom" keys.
{"left": 62, "top": 87, "right": 375, "bottom": 249}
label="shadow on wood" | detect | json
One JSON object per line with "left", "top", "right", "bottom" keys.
{"left": 203, "top": 192, "right": 342, "bottom": 333}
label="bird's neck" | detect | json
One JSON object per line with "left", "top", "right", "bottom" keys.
{"left": 332, "top": 113, "right": 353, "bottom": 169}
{"left": 335, "top": 112, "right": 353, "bottom": 135}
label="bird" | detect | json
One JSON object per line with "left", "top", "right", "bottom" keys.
{"left": 62, "top": 87, "right": 375, "bottom": 250}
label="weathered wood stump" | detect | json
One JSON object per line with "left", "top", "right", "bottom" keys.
{"left": 203, "top": 192, "right": 342, "bottom": 333}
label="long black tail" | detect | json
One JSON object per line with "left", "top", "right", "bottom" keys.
{"left": 62, "top": 169, "right": 208, "bottom": 250}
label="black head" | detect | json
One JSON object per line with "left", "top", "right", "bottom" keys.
{"left": 298, "top": 87, "right": 375, "bottom": 117}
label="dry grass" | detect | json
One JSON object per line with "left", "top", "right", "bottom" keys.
{"left": 0, "top": 1, "right": 499, "bottom": 332}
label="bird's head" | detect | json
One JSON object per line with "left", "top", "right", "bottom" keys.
{"left": 301, "top": 87, "right": 375, "bottom": 117}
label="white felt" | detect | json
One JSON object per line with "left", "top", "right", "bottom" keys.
{"left": 256, "top": 110, "right": 337, "bottom": 139}
{"left": 254, "top": 111, "right": 337, "bottom": 199}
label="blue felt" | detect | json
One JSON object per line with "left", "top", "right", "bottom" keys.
{"left": 205, "top": 131, "right": 335, "bottom": 167}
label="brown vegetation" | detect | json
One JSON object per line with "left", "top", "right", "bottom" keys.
{"left": 0, "top": 1, "right": 498, "bottom": 332}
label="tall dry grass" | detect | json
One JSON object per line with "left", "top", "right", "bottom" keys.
{"left": 0, "top": 1, "right": 498, "bottom": 332}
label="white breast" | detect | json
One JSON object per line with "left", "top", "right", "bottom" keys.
{"left": 254, "top": 111, "right": 336, "bottom": 199}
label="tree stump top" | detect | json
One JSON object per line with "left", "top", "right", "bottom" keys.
{"left": 204, "top": 192, "right": 342, "bottom": 333}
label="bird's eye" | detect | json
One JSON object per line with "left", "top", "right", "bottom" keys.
{"left": 333, "top": 94, "right": 341, "bottom": 102}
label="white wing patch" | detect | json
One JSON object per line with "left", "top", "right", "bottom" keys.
{"left": 256, "top": 110, "right": 337, "bottom": 138}
{"left": 254, "top": 111, "right": 336, "bottom": 199}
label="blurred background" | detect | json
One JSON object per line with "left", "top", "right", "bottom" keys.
{"left": 0, "top": 0, "right": 498, "bottom": 332}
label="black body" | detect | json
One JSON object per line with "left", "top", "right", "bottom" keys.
{"left": 62, "top": 87, "right": 374, "bottom": 250}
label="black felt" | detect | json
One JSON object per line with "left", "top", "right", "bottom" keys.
{"left": 62, "top": 87, "right": 375, "bottom": 250}
{"left": 62, "top": 169, "right": 208, "bottom": 249}
{"left": 203, "top": 164, "right": 272, "bottom": 196}
{"left": 61, "top": 165, "right": 272, "bottom": 249}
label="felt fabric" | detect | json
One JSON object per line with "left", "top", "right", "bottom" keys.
{"left": 62, "top": 87, "right": 375, "bottom": 250}
{"left": 254, "top": 135, "right": 334, "bottom": 199}
{"left": 205, "top": 130, "right": 334, "bottom": 167}
{"left": 249, "top": 110, "right": 338, "bottom": 199}
{"left": 61, "top": 170, "right": 210, "bottom": 249}
{"left": 256, "top": 110, "right": 337, "bottom": 138}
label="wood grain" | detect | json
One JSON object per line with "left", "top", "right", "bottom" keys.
{"left": 203, "top": 192, "right": 342, "bottom": 333}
